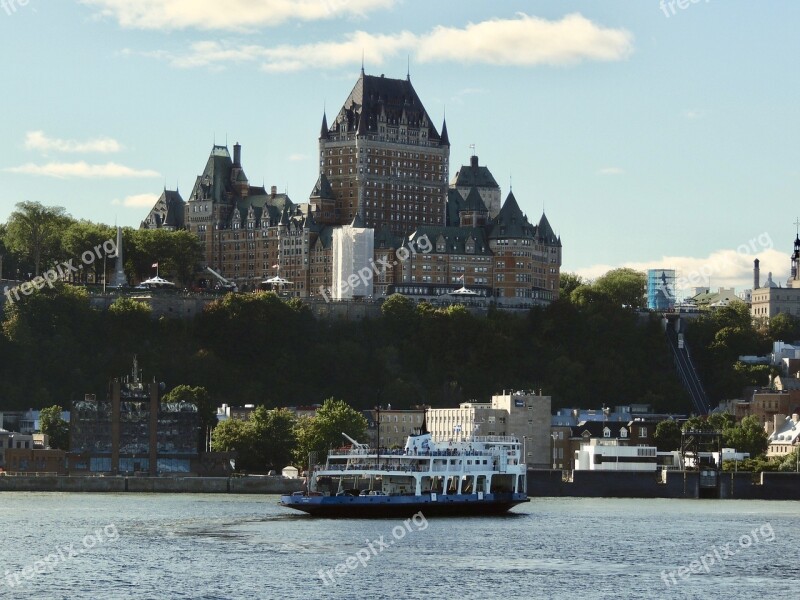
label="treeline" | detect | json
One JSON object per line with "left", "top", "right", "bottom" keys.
{"left": 0, "top": 280, "right": 690, "bottom": 414}
{"left": 0, "top": 201, "right": 200, "bottom": 285}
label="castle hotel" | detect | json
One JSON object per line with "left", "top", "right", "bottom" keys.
{"left": 141, "top": 70, "right": 562, "bottom": 306}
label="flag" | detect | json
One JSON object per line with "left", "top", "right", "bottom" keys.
{"left": 151, "top": 262, "right": 158, "bottom": 268}
{"left": 272, "top": 264, "right": 279, "bottom": 268}
{"left": 457, "top": 275, "right": 464, "bottom": 282}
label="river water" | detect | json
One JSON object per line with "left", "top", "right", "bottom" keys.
{"left": 0, "top": 493, "right": 796, "bottom": 599}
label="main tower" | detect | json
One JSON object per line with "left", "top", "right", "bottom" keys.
{"left": 317, "top": 69, "right": 450, "bottom": 236}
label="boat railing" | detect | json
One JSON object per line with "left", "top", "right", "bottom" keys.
{"left": 472, "top": 435, "right": 519, "bottom": 444}
{"left": 319, "top": 463, "right": 430, "bottom": 473}
{"left": 327, "top": 447, "right": 494, "bottom": 458}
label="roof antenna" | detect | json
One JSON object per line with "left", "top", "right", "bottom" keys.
{"left": 361, "top": 50, "right": 365, "bottom": 75}
{"left": 407, "top": 55, "right": 410, "bottom": 80}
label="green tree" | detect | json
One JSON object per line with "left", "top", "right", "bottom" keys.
{"left": 293, "top": 398, "right": 368, "bottom": 465}
{"left": 39, "top": 405, "right": 69, "bottom": 450}
{"left": 62, "top": 221, "right": 116, "bottom": 284}
{"left": 249, "top": 406, "right": 297, "bottom": 471}
{"left": 768, "top": 312, "right": 800, "bottom": 344}
{"left": 5, "top": 202, "right": 73, "bottom": 276}
{"left": 653, "top": 419, "right": 682, "bottom": 452}
{"left": 126, "top": 229, "right": 202, "bottom": 285}
{"left": 559, "top": 272, "right": 585, "bottom": 298}
{"left": 210, "top": 418, "right": 253, "bottom": 466}
{"left": 724, "top": 415, "right": 769, "bottom": 458}
{"left": 592, "top": 268, "right": 647, "bottom": 309}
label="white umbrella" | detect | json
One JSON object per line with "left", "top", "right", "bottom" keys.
{"left": 136, "top": 276, "right": 176, "bottom": 288}
{"left": 262, "top": 275, "right": 290, "bottom": 286}
{"left": 449, "top": 286, "right": 478, "bottom": 296}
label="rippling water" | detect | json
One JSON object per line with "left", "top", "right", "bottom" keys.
{"left": 0, "top": 493, "right": 797, "bottom": 599}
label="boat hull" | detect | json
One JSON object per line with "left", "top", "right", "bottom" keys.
{"left": 279, "top": 492, "right": 529, "bottom": 518}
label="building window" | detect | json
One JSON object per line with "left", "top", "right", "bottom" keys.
{"left": 639, "top": 427, "right": 647, "bottom": 438}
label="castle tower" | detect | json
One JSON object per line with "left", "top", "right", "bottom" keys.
{"left": 319, "top": 71, "right": 449, "bottom": 236}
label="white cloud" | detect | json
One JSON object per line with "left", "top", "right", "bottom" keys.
{"left": 81, "top": 0, "right": 395, "bottom": 31}
{"left": 5, "top": 162, "right": 160, "bottom": 179}
{"left": 597, "top": 167, "right": 625, "bottom": 175}
{"left": 111, "top": 193, "right": 160, "bottom": 208}
{"left": 416, "top": 13, "right": 633, "bottom": 66}
{"left": 24, "top": 131, "right": 123, "bottom": 154}
{"left": 288, "top": 153, "right": 308, "bottom": 161}
{"left": 574, "top": 243, "right": 784, "bottom": 295}
{"left": 141, "top": 13, "right": 633, "bottom": 72}
{"left": 683, "top": 109, "right": 704, "bottom": 119}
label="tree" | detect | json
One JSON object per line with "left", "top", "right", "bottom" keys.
{"left": 249, "top": 407, "right": 297, "bottom": 471}
{"left": 768, "top": 312, "right": 800, "bottom": 344}
{"left": 293, "top": 398, "right": 368, "bottom": 465}
{"left": 653, "top": 419, "right": 682, "bottom": 452}
{"left": 724, "top": 415, "right": 769, "bottom": 458}
{"left": 559, "top": 272, "right": 585, "bottom": 298}
{"left": 5, "top": 202, "right": 72, "bottom": 276}
{"left": 592, "top": 268, "right": 647, "bottom": 309}
{"left": 210, "top": 418, "right": 252, "bottom": 466}
{"left": 39, "top": 405, "right": 69, "bottom": 450}
{"left": 62, "top": 221, "right": 116, "bottom": 284}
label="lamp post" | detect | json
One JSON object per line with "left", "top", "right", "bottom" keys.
{"left": 551, "top": 432, "right": 558, "bottom": 470}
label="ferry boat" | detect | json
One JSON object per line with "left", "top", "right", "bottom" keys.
{"left": 279, "top": 429, "right": 529, "bottom": 517}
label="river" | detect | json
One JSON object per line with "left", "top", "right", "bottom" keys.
{"left": 0, "top": 493, "right": 796, "bottom": 599}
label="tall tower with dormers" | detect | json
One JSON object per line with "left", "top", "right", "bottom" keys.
{"left": 318, "top": 69, "right": 450, "bottom": 236}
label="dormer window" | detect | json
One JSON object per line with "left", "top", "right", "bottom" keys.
{"left": 603, "top": 427, "right": 611, "bottom": 438}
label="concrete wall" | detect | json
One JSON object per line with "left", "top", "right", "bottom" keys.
{"left": 527, "top": 470, "right": 699, "bottom": 499}
{"left": 0, "top": 476, "right": 304, "bottom": 494}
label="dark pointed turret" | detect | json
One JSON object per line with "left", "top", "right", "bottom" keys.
{"left": 537, "top": 212, "right": 559, "bottom": 246}
{"left": 440, "top": 117, "right": 450, "bottom": 146}
{"left": 320, "top": 112, "right": 329, "bottom": 140}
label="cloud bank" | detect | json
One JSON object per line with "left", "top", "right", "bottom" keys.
{"left": 135, "top": 13, "right": 633, "bottom": 72}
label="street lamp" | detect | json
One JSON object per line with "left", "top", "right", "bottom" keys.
{"left": 551, "top": 432, "right": 559, "bottom": 470}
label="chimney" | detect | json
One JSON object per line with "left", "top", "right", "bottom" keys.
{"left": 271, "top": 186, "right": 277, "bottom": 198}
{"left": 233, "top": 143, "right": 241, "bottom": 167}
{"left": 470, "top": 155, "right": 479, "bottom": 169}
{"left": 753, "top": 258, "right": 760, "bottom": 290}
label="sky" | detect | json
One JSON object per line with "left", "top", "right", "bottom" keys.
{"left": 1, "top": 1, "right": 799, "bottom": 297}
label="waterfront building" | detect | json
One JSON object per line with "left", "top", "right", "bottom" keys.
{"left": 426, "top": 391, "right": 551, "bottom": 468}
{"left": 364, "top": 407, "right": 427, "bottom": 449}
{"left": 0, "top": 429, "right": 34, "bottom": 468}
{"left": 749, "top": 389, "right": 800, "bottom": 433}
{"left": 574, "top": 438, "right": 678, "bottom": 472}
{"left": 69, "top": 358, "right": 200, "bottom": 475}
{"left": 3, "top": 448, "right": 66, "bottom": 474}
{"left": 766, "top": 412, "right": 800, "bottom": 457}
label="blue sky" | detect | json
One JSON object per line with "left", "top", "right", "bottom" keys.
{"left": 1, "top": 1, "right": 799, "bottom": 294}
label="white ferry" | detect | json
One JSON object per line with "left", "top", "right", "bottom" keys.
{"left": 280, "top": 429, "right": 529, "bottom": 517}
